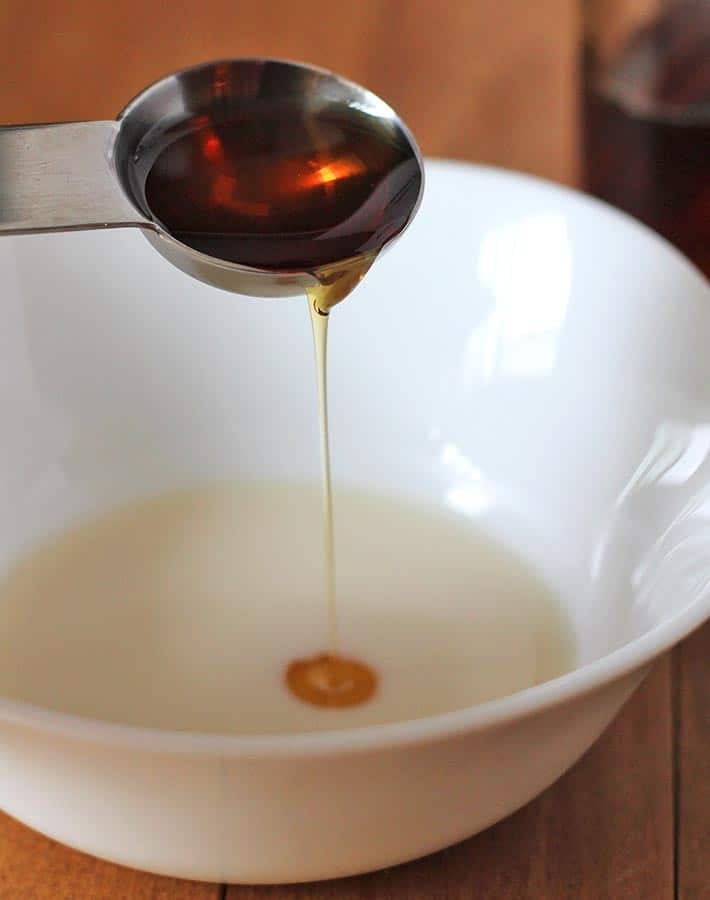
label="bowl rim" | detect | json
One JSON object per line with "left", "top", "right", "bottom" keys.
{"left": 0, "top": 159, "right": 708, "bottom": 758}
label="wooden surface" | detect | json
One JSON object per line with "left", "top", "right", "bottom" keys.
{"left": 0, "top": 0, "right": 577, "bottom": 184}
{"left": 677, "top": 625, "right": 710, "bottom": 900}
{"left": 0, "top": 1, "right": 707, "bottom": 898}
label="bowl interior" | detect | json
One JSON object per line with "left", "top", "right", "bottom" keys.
{"left": 0, "top": 159, "right": 708, "bottom": 712}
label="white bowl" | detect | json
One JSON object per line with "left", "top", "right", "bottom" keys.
{"left": 0, "top": 160, "right": 708, "bottom": 883}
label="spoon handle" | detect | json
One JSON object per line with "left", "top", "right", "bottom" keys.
{"left": 0, "top": 121, "right": 152, "bottom": 235}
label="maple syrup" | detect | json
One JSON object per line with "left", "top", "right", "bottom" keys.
{"left": 142, "top": 101, "right": 421, "bottom": 274}
{"left": 286, "top": 653, "right": 377, "bottom": 709}
{"left": 139, "top": 100, "right": 420, "bottom": 708}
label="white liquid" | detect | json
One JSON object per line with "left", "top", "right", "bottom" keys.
{"left": 0, "top": 483, "right": 573, "bottom": 734}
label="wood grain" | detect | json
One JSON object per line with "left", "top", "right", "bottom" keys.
{"left": 0, "top": 810, "right": 219, "bottom": 900}
{"left": 677, "top": 622, "right": 710, "bottom": 900}
{"left": 227, "top": 661, "right": 674, "bottom": 900}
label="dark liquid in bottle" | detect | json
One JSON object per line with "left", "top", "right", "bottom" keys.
{"left": 582, "top": 7, "right": 710, "bottom": 277}
{"left": 141, "top": 101, "right": 421, "bottom": 271}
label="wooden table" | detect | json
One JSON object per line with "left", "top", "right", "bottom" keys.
{"left": 0, "top": 2, "right": 707, "bottom": 897}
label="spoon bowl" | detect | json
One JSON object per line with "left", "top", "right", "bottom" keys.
{"left": 0, "top": 59, "right": 424, "bottom": 298}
